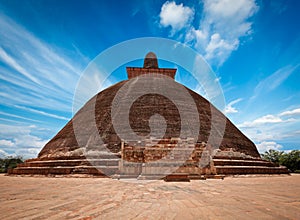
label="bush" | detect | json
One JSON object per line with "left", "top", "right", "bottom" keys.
{"left": 261, "top": 149, "right": 300, "bottom": 172}
{"left": 280, "top": 150, "right": 300, "bottom": 173}
{"left": 0, "top": 156, "right": 23, "bottom": 173}
{"left": 261, "top": 149, "right": 284, "bottom": 165}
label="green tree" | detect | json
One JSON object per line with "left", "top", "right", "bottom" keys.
{"left": 261, "top": 149, "right": 284, "bottom": 165}
{"left": 0, "top": 156, "right": 23, "bottom": 173}
{"left": 261, "top": 149, "right": 300, "bottom": 172}
{"left": 280, "top": 150, "right": 300, "bottom": 172}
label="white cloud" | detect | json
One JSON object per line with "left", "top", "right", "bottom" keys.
{"left": 159, "top": 1, "right": 194, "bottom": 34}
{"left": 252, "top": 64, "right": 300, "bottom": 100}
{"left": 0, "top": 139, "right": 14, "bottom": 147}
{"left": 0, "top": 124, "right": 48, "bottom": 159}
{"left": 224, "top": 98, "right": 242, "bottom": 114}
{"left": 205, "top": 33, "right": 239, "bottom": 63}
{"left": 214, "top": 77, "right": 221, "bottom": 83}
{"left": 0, "top": 149, "right": 9, "bottom": 157}
{"left": 13, "top": 134, "right": 47, "bottom": 148}
{"left": 294, "top": 131, "right": 300, "bottom": 135}
{"left": 256, "top": 141, "right": 283, "bottom": 153}
{"left": 0, "top": 47, "right": 40, "bottom": 84}
{"left": 200, "top": 0, "right": 258, "bottom": 65}
{"left": 159, "top": 0, "right": 259, "bottom": 66}
{"left": 239, "top": 114, "right": 294, "bottom": 128}
{"left": 0, "top": 12, "right": 88, "bottom": 158}
{"left": 15, "top": 148, "right": 41, "bottom": 159}
{"left": 0, "top": 12, "right": 87, "bottom": 112}
{"left": 279, "top": 108, "right": 300, "bottom": 117}
{"left": 202, "top": 0, "right": 258, "bottom": 36}
{"left": 0, "top": 111, "right": 42, "bottom": 123}
{"left": 251, "top": 115, "right": 283, "bottom": 124}
{"left": 15, "top": 105, "right": 69, "bottom": 121}
{"left": 237, "top": 107, "right": 299, "bottom": 151}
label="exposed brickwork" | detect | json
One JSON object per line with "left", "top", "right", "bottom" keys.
{"left": 126, "top": 67, "right": 176, "bottom": 79}
{"left": 10, "top": 53, "right": 289, "bottom": 177}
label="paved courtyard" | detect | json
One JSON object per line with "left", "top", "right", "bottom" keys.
{"left": 0, "top": 174, "right": 299, "bottom": 219}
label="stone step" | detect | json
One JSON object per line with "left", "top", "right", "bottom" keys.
{"left": 213, "top": 159, "right": 277, "bottom": 167}
{"left": 137, "top": 174, "right": 165, "bottom": 180}
{"left": 19, "top": 160, "right": 85, "bottom": 167}
{"left": 84, "top": 154, "right": 121, "bottom": 159}
{"left": 21, "top": 159, "right": 120, "bottom": 167}
{"left": 72, "top": 166, "right": 119, "bottom": 175}
{"left": 204, "top": 175, "right": 225, "bottom": 179}
{"left": 10, "top": 167, "right": 75, "bottom": 175}
{"left": 114, "top": 174, "right": 140, "bottom": 179}
{"left": 10, "top": 165, "right": 119, "bottom": 176}
{"left": 27, "top": 153, "right": 120, "bottom": 161}
{"left": 188, "top": 175, "right": 207, "bottom": 180}
{"left": 87, "top": 160, "right": 120, "bottom": 166}
{"left": 164, "top": 173, "right": 190, "bottom": 182}
{"left": 127, "top": 161, "right": 194, "bottom": 167}
{"left": 213, "top": 155, "right": 261, "bottom": 161}
{"left": 215, "top": 166, "right": 289, "bottom": 175}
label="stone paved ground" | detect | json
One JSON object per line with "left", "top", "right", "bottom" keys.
{"left": 0, "top": 174, "right": 299, "bottom": 220}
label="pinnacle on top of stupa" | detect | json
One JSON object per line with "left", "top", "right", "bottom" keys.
{"left": 126, "top": 51, "right": 177, "bottom": 79}
{"left": 143, "top": 52, "right": 158, "bottom": 68}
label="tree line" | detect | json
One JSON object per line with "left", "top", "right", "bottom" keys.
{"left": 261, "top": 149, "right": 300, "bottom": 173}
{"left": 0, "top": 156, "right": 23, "bottom": 173}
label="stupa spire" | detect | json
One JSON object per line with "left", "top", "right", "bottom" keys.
{"left": 143, "top": 52, "right": 158, "bottom": 68}
{"left": 126, "top": 51, "right": 177, "bottom": 79}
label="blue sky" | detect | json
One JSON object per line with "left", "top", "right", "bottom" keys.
{"left": 0, "top": 0, "right": 299, "bottom": 158}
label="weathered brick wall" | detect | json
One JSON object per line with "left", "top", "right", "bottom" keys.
{"left": 121, "top": 138, "right": 207, "bottom": 166}
{"left": 126, "top": 67, "right": 176, "bottom": 79}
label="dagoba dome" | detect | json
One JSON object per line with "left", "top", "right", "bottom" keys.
{"left": 39, "top": 52, "right": 259, "bottom": 158}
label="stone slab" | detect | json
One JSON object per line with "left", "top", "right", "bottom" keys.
{"left": 0, "top": 174, "right": 299, "bottom": 219}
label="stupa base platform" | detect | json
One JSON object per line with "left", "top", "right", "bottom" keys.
{"left": 8, "top": 154, "right": 120, "bottom": 177}
{"left": 8, "top": 155, "right": 289, "bottom": 180}
{"left": 212, "top": 156, "right": 289, "bottom": 175}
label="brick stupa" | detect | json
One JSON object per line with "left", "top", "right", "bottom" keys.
{"left": 9, "top": 52, "right": 289, "bottom": 179}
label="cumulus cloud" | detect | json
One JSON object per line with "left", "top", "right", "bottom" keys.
{"left": 239, "top": 105, "right": 300, "bottom": 127}
{"left": 239, "top": 107, "right": 300, "bottom": 129}
{"left": 202, "top": 0, "right": 258, "bottom": 36}
{"left": 256, "top": 141, "right": 283, "bottom": 153}
{"left": 0, "top": 124, "right": 48, "bottom": 159}
{"left": 239, "top": 114, "right": 295, "bottom": 128}
{"left": 159, "top": 1, "right": 194, "bottom": 34}
{"left": 224, "top": 98, "right": 242, "bottom": 114}
{"left": 199, "top": 0, "right": 258, "bottom": 65}
{"left": 237, "top": 107, "right": 299, "bottom": 151}
{"left": 159, "top": 0, "right": 259, "bottom": 65}
{"left": 0, "top": 139, "right": 14, "bottom": 147}
{"left": 205, "top": 33, "right": 239, "bottom": 62}
{"left": 279, "top": 108, "right": 300, "bottom": 117}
